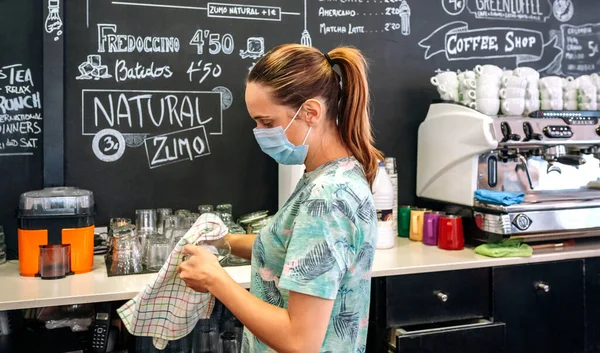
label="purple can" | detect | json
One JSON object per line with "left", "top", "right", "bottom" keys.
{"left": 422, "top": 211, "right": 445, "bottom": 246}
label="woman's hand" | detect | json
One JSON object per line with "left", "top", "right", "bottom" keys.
{"left": 178, "top": 244, "right": 228, "bottom": 293}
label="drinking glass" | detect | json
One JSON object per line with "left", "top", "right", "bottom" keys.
{"left": 198, "top": 205, "right": 214, "bottom": 215}
{"left": 135, "top": 209, "right": 156, "bottom": 233}
{"left": 145, "top": 235, "right": 171, "bottom": 271}
{"left": 136, "top": 209, "right": 157, "bottom": 251}
{"left": 156, "top": 208, "right": 173, "bottom": 235}
{"left": 220, "top": 332, "right": 239, "bottom": 353}
{"left": 216, "top": 204, "right": 232, "bottom": 216}
{"left": 111, "top": 225, "right": 143, "bottom": 275}
{"left": 170, "top": 216, "right": 192, "bottom": 250}
{"left": 175, "top": 209, "right": 191, "bottom": 217}
{"left": 163, "top": 215, "right": 180, "bottom": 241}
{"left": 108, "top": 218, "right": 131, "bottom": 254}
{"left": 193, "top": 326, "right": 219, "bottom": 353}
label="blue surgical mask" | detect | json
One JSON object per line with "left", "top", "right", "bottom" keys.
{"left": 253, "top": 105, "right": 312, "bottom": 165}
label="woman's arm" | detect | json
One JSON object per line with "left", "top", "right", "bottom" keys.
{"left": 226, "top": 233, "right": 256, "bottom": 260}
{"left": 178, "top": 246, "right": 333, "bottom": 353}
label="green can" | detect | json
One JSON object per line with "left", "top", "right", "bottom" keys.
{"left": 398, "top": 205, "right": 414, "bottom": 238}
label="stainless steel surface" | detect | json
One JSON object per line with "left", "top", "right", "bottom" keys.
{"left": 474, "top": 206, "right": 600, "bottom": 235}
{"left": 491, "top": 116, "right": 600, "bottom": 149}
{"left": 435, "top": 291, "right": 448, "bottom": 302}
{"left": 422, "top": 106, "right": 600, "bottom": 242}
{"left": 535, "top": 282, "right": 550, "bottom": 293}
{"left": 474, "top": 193, "right": 600, "bottom": 212}
{"left": 478, "top": 154, "right": 600, "bottom": 194}
{"left": 516, "top": 154, "right": 534, "bottom": 190}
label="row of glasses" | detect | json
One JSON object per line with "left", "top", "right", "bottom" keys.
{"left": 110, "top": 203, "right": 243, "bottom": 275}
{"left": 194, "top": 323, "right": 240, "bottom": 353}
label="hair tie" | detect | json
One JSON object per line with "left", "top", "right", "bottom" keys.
{"left": 323, "top": 53, "right": 335, "bottom": 67}
{"left": 323, "top": 52, "right": 342, "bottom": 101}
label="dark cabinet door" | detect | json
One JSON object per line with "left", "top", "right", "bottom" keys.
{"left": 394, "top": 321, "right": 505, "bottom": 353}
{"left": 493, "top": 260, "right": 584, "bottom": 353}
{"left": 384, "top": 268, "right": 491, "bottom": 327}
{"left": 585, "top": 257, "right": 600, "bottom": 353}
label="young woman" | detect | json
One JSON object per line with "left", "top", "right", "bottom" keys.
{"left": 178, "top": 43, "right": 382, "bottom": 353}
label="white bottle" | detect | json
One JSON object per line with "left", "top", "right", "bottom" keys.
{"left": 373, "top": 161, "right": 395, "bottom": 249}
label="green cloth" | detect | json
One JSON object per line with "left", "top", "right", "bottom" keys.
{"left": 474, "top": 238, "right": 532, "bottom": 258}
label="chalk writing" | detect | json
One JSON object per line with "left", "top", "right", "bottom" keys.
{"left": 466, "top": 0, "right": 552, "bottom": 22}
{"left": 92, "top": 128, "right": 126, "bottom": 162}
{"left": 443, "top": 0, "right": 466, "bottom": 15}
{"left": 207, "top": 3, "right": 281, "bottom": 21}
{"left": 115, "top": 60, "right": 173, "bottom": 82}
{"left": 317, "top": 0, "right": 411, "bottom": 34}
{"left": 0, "top": 64, "right": 34, "bottom": 86}
{"left": 189, "top": 30, "right": 235, "bottom": 55}
{"left": 560, "top": 23, "right": 600, "bottom": 75}
{"left": 97, "top": 24, "right": 180, "bottom": 53}
{"left": 0, "top": 64, "right": 42, "bottom": 157}
{"left": 187, "top": 61, "right": 223, "bottom": 84}
{"left": 301, "top": 0, "right": 312, "bottom": 46}
{"left": 81, "top": 90, "right": 223, "bottom": 136}
{"left": 419, "top": 21, "right": 561, "bottom": 73}
{"left": 319, "top": 8, "right": 357, "bottom": 17}
{"left": 144, "top": 126, "right": 211, "bottom": 169}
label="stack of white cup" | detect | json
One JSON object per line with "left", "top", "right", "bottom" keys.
{"left": 457, "top": 70, "right": 476, "bottom": 107}
{"left": 500, "top": 71, "right": 528, "bottom": 116}
{"left": 430, "top": 71, "right": 459, "bottom": 102}
{"left": 513, "top": 67, "right": 540, "bottom": 115}
{"left": 562, "top": 77, "right": 579, "bottom": 110}
{"left": 539, "top": 76, "right": 564, "bottom": 110}
{"left": 473, "top": 64, "right": 502, "bottom": 115}
{"left": 575, "top": 75, "right": 598, "bottom": 110}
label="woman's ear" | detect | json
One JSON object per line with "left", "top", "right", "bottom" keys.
{"left": 302, "top": 99, "right": 324, "bottom": 126}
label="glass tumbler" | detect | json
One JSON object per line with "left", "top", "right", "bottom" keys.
{"left": 135, "top": 209, "right": 157, "bottom": 233}
{"left": 156, "top": 208, "right": 173, "bottom": 235}
{"left": 136, "top": 209, "right": 157, "bottom": 251}
{"left": 170, "top": 216, "right": 192, "bottom": 250}
{"left": 198, "top": 205, "right": 214, "bottom": 215}
{"left": 216, "top": 204, "right": 233, "bottom": 216}
{"left": 145, "top": 235, "right": 171, "bottom": 271}
{"left": 175, "top": 209, "right": 191, "bottom": 217}
{"left": 193, "top": 326, "right": 219, "bottom": 353}
{"left": 108, "top": 218, "right": 131, "bottom": 254}
{"left": 111, "top": 225, "right": 143, "bottom": 275}
{"left": 220, "top": 332, "right": 239, "bottom": 353}
{"left": 163, "top": 215, "right": 180, "bottom": 241}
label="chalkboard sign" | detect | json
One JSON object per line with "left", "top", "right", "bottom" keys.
{"left": 63, "top": 0, "right": 600, "bottom": 225}
{"left": 0, "top": 0, "right": 43, "bottom": 258}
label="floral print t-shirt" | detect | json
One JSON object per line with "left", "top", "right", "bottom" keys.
{"left": 242, "top": 157, "right": 378, "bottom": 353}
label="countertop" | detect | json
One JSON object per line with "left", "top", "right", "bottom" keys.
{"left": 2, "top": 238, "right": 600, "bottom": 310}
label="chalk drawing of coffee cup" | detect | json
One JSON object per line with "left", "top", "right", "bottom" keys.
{"left": 240, "top": 37, "right": 265, "bottom": 60}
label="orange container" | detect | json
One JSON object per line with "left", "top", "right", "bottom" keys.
{"left": 17, "top": 187, "right": 95, "bottom": 277}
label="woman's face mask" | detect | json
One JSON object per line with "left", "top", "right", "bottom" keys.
{"left": 252, "top": 104, "right": 312, "bottom": 165}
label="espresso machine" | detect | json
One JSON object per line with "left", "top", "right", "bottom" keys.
{"left": 416, "top": 103, "right": 600, "bottom": 243}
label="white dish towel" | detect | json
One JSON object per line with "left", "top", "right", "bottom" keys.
{"left": 117, "top": 213, "right": 228, "bottom": 349}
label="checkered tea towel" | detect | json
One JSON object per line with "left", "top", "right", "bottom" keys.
{"left": 117, "top": 213, "right": 228, "bottom": 350}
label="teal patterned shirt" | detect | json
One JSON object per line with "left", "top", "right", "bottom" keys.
{"left": 242, "top": 157, "right": 378, "bottom": 353}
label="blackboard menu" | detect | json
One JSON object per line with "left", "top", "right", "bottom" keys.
{"left": 62, "top": 0, "right": 600, "bottom": 224}
{"left": 0, "top": 0, "right": 43, "bottom": 258}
